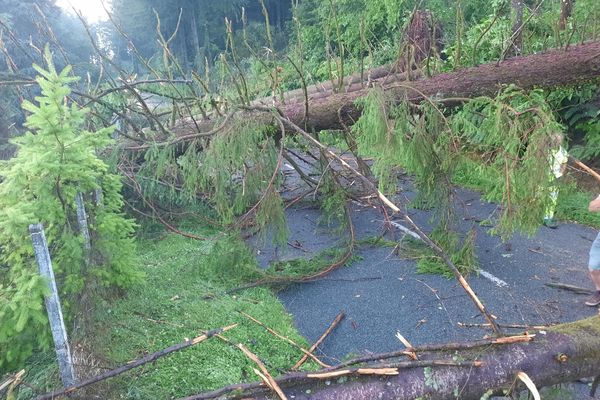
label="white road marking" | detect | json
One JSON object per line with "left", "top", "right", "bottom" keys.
{"left": 388, "top": 220, "right": 509, "bottom": 288}
{"left": 389, "top": 221, "right": 421, "bottom": 240}
{"left": 478, "top": 269, "right": 509, "bottom": 287}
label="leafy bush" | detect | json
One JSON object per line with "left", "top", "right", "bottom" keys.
{"left": 0, "top": 48, "right": 141, "bottom": 371}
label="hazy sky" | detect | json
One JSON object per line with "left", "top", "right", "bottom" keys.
{"left": 55, "top": 0, "right": 109, "bottom": 23}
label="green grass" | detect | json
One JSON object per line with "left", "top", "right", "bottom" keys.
{"left": 556, "top": 187, "right": 600, "bottom": 228}
{"left": 13, "top": 218, "right": 356, "bottom": 399}
{"left": 453, "top": 156, "right": 600, "bottom": 229}
{"left": 84, "top": 227, "right": 317, "bottom": 399}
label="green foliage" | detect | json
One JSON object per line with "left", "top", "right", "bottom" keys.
{"left": 353, "top": 88, "right": 456, "bottom": 212}
{"left": 556, "top": 84, "right": 600, "bottom": 161}
{"left": 454, "top": 13, "right": 511, "bottom": 66}
{"left": 453, "top": 85, "right": 567, "bottom": 237}
{"left": 266, "top": 243, "right": 355, "bottom": 279}
{"left": 556, "top": 185, "right": 600, "bottom": 228}
{"left": 319, "top": 172, "right": 350, "bottom": 230}
{"left": 352, "top": 88, "right": 478, "bottom": 274}
{"left": 353, "top": 88, "right": 403, "bottom": 194}
{"left": 416, "top": 228, "right": 479, "bottom": 277}
{"left": 0, "top": 49, "right": 140, "bottom": 371}
{"left": 141, "top": 119, "right": 288, "bottom": 244}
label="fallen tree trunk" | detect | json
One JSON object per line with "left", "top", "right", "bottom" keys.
{"left": 291, "top": 40, "right": 600, "bottom": 133}
{"left": 184, "top": 316, "right": 600, "bottom": 400}
{"left": 168, "top": 40, "right": 600, "bottom": 140}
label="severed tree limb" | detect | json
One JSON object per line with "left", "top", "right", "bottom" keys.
{"left": 181, "top": 334, "right": 534, "bottom": 400}
{"left": 36, "top": 324, "right": 237, "bottom": 400}
{"left": 292, "top": 311, "right": 345, "bottom": 370}
{"left": 239, "top": 311, "right": 330, "bottom": 368}
{"left": 182, "top": 317, "right": 600, "bottom": 400}
{"left": 544, "top": 282, "right": 594, "bottom": 295}
{"left": 267, "top": 110, "right": 501, "bottom": 335}
{"left": 181, "top": 359, "right": 485, "bottom": 400}
{"left": 332, "top": 334, "right": 533, "bottom": 371}
{"left": 570, "top": 157, "right": 600, "bottom": 183}
{"left": 305, "top": 360, "right": 483, "bottom": 380}
{"left": 159, "top": 41, "right": 600, "bottom": 144}
{"left": 458, "top": 322, "right": 551, "bottom": 330}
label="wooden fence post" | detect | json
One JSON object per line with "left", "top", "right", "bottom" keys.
{"left": 29, "top": 223, "right": 76, "bottom": 388}
{"left": 74, "top": 192, "right": 91, "bottom": 260}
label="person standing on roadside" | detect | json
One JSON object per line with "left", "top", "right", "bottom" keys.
{"left": 543, "top": 134, "right": 569, "bottom": 228}
{"left": 585, "top": 194, "right": 600, "bottom": 306}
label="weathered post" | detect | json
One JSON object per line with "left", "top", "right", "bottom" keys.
{"left": 94, "top": 188, "right": 103, "bottom": 206}
{"left": 29, "top": 223, "right": 76, "bottom": 387}
{"left": 74, "top": 192, "right": 91, "bottom": 258}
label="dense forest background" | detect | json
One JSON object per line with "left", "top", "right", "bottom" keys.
{"left": 5, "top": 0, "right": 597, "bottom": 159}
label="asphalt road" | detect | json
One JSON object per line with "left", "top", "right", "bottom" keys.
{"left": 248, "top": 173, "right": 599, "bottom": 398}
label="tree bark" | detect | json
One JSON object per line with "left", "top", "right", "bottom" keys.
{"left": 289, "top": 40, "right": 600, "bottom": 134}
{"left": 168, "top": 40, "right": 600, "bottom": 140}
{"left": 559, "top": 0, "right": 574, "bottom": 30}
{"left": 185, "top": 316, "right": 600, "bottom": 400}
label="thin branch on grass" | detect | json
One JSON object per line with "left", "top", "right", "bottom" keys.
{"left": 36, "top": 325, "right": 237, "bottom": 400}
{"left": 239, "top": 311, "right": 330, "bottom": 368}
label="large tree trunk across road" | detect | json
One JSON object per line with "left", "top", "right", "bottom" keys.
{"left": 168, "top": 40, "right": 600, "bottom": 140}
{"left": 288, "top": 40, "right": 600, "bottom": 133}
{"left": 185, "top": 316, "right": 600, "bottom": 400}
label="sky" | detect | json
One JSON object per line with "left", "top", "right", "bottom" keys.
{"left": 55, "top": 0, "right": 109, "bottom": 23}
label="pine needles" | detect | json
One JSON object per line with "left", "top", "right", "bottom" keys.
{"left": 454, "top": 85, "right": 567, "bottom": 237}
{"left": 350, "top": 84, "right": 570, "bottom": 274}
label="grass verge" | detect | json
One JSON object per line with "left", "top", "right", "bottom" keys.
{"left": 17, "top": 224, "right": 318, "bottom": 400}
{"left": 88, "top": 227, "right": 316, "bottom": 399}
{"left": 453, "top": 156, "right": 600, "bottom": 229}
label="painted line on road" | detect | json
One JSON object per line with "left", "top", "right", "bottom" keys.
{"left": 478, "top": 268, "right": 509, "bottom": 287}
{"left": 389, "top": 221, "right": 422, "bottom": 240}
{"left": 388, "top": 220, "right": 509, "bottom": 288}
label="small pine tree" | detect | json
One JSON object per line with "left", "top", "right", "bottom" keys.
{"left": 0, "top": 47, "right": 141, "bottom": 371}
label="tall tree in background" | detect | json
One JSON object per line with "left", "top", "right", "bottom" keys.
{"left": 559, "top": 0, "right": 573, "bottom": 30}
{"left": 0, "top": 0, "right": 95, "bottom": 158}
{"left": 109, "top": 0, "right": 289, "bottom": 74}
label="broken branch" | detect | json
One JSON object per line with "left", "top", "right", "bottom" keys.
{"left": 36, "top": 324, "right": 237, "bottom": 400}
{"left": 292, "top": 311, "right": 345, "bottom": 370}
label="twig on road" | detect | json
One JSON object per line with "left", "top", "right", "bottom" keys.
{"left": 292, "top": 311, "right": 345, "bottom": 370}
{"left": 544, "top": 282, "right": 593, "bottom": 295}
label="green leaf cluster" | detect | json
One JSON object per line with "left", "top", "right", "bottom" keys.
{"left": 453, "top": 85, "right": 566, "bottom": 237}
{"left": 0, "top": 48, "right": 141, "bottom": 371}
{"left": 353, "top": 88, "right": 475, "bottom": 274}
{"left": 140, "top": 119, "right": 288, "bottom": 244}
